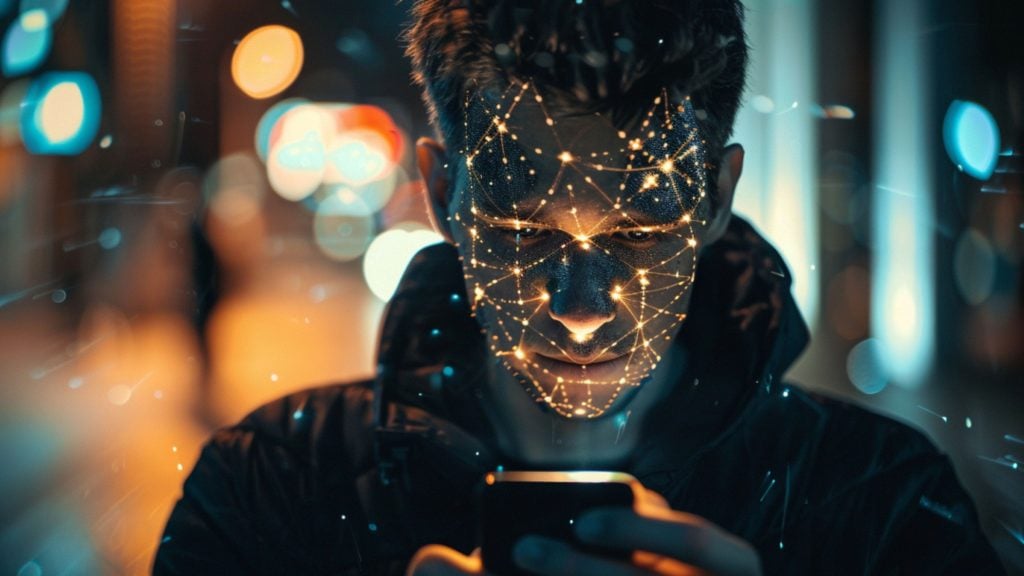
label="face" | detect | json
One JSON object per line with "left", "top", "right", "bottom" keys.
{"left": 444, "top": 82, "right": 713, "bottom": 419}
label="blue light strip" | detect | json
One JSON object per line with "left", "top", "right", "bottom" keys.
{"left": 871, "top": 0, "right": 934, "bottom": 387}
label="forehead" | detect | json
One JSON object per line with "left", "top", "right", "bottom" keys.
{"left": 457, "top": 84, "right": 708, "bottom": 224}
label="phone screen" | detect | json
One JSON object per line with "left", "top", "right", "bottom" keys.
{"left": 479, "top": 471, "right": 640, "bottom": 576}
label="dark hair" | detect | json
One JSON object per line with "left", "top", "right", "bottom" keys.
{"left": 405, "top": 0, "right": 749, "bottom": 166}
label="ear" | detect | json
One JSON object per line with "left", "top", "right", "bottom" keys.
{"left": 416, "top": 137, "right": 454, "bottom": 243}
{"left": 703, "top": 143, "right": 744, "bottom": 245}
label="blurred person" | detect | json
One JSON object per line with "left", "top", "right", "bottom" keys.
{"left": 154, "top": 1, "right": 1006, "bottom": 574}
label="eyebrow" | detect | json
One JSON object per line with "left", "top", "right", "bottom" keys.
{"left": 475, "top": 199, "right": 691, "bottom": 232}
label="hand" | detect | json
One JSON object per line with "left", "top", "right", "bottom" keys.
{"left": 406, "top": 545, "right": 492, "bottom": 576}
{"left": 512, "top": 489, "right": 763, "bottom": 576}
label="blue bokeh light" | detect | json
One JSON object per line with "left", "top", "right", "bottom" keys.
{"left": 254, "top": 97, "right": 307, "bottom": 162}
{"left": 20, "top": 71, "right": 102, "bottom": 155}
{"left": 943, "top": 100, "right": 1000, "bottom": 180}
{"left": 2, "top": 10, "right": 53, "bottom": 77}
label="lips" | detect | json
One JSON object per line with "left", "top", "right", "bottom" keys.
{"left": 529, "top": 350, "right": 634, "bottom": 382}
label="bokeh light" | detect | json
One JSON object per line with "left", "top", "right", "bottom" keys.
{"left": 20, "top": 72, "right": 101, "bottom": 155}
{"left": 312, "top": 190, "right": 375, "bottom": 261}
{"left": 266, "top": 104, "right": 329, "bottom": 200}
{"left": 230, "top": 25, "right": 304, "bottom": 100}
{"left": 943, "top": 100, "right": 1000, "bottom": 180}
{"left": 325, "top": 129, "right": 393, "bottom": 186}
{"left": 846, "top": 338, "right": 888, "bottom": 395}
{"left": 2, "top": 9, "right": 52, "bottom": 77}
{"left": 362, "top": 225, "right": 444, "bottom": 301}
{"left": 954, "top": 228, "right": 997, "bottom": 306}
{"left": 254, "top": 97, "right": 307, "bottom": 162}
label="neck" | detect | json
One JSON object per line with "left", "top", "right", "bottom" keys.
{"left": 479, "top": 341, "right": 686, "bottom": 470}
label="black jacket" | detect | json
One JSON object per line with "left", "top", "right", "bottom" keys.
{"left": 154, "top": 217, "right": 1006, "bottom": 575}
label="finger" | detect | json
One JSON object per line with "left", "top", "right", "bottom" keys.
{"left": 407, "top": 544, "right": 485, "bottom": 576}
{"left": 512, "top": 535, "right": 649, "bottom": 576}
{"left": 574, "top": 509, "right": 762, "bottom": 576}
{"left": 636, "top": 488, "right": 670, "bottom": 512}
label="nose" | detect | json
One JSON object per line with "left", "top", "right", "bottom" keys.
{"left": 545, "top": 247, "right": 622, "bottom": 337}
{"left": 549, "top": 311, "right": 614, "bottom": 337}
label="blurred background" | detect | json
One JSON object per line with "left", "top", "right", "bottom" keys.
{"left": 0, "top": 0, "right": 1021, "bottom": 574}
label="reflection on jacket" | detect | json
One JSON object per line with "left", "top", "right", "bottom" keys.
{"left": 153, "top": 216, "right": 1007, "bottom": 575}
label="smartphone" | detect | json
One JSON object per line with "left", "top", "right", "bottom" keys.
{"left": 479, "top": 470, "right": 641, "bottom": 576}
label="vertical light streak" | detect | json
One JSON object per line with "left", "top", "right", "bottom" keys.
{"left": 871, "top": 0, "right": 934, "bottom": 388}
{"left": 732, "top": 0, "right": 819, "bottom": 327}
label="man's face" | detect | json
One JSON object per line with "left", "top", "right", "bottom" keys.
{"left": 447, "top": 83, "right": 711, "bottom": 419}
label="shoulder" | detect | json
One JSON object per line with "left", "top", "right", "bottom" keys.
{"left": 761, "top": 386, "right": 947, "bottom": 499}
{"left": 228, "top": 380, "right": 378, "bottom": 469}
{"left": 155, "top": 381, "right": 379, "bottom": 575}
{"left": 780, "top": 387, "right": 1006, "bottom": 573}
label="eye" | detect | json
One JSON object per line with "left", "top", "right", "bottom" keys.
{"left": 515, "top": 226, "right": 542, "bottom": 239}
{"left": 491, "top": 225, "right": 551, "bottom": 245}
{"left": 615, "top": 229, "right": 658, "bottom": 244}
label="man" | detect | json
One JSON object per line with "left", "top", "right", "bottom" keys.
{"left": 154, "top": 1, "right": 1006, "bottom": 574}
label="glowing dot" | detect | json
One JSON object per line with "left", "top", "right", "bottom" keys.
{"left": 176, "top": 463, "right": 184, "bottom": 471}
{"left": 659, "top": 158, "right": 674, "bottom": 173}
{"left": 540, "top": 291, "right": 550, "bottom": 301}
{"left": 98, "top": 134, "right": 112, "bottom": 148}
{"left": 363, "top": 226, "right": 444, "bottom": 301}
{"left": 687, "top": 237, "right": 698, "bottom": 248}
{"left": 545, "top": 118, "right": 554, "bottom": 126}
{"left": 512, "top": 266, "right": 522, "bottom": 275}
{"left": 231, "top": 25, "right": 304, "bottom": 99}
{"left": 514, "top": 348, "right": 525, "bottom": 360}
{"left": 573, "top": 408, "right": 586, "bottom": 416}
{"left": 965, "top": 417, "right": 972, "bottom": 429}
{"left": 617, "top": 130, "right": 627, "bottom": 139}
{"left": 556, "top": 377, "right": 564, "bottom": 383}
{"left": 558, "top": 151, "right": 573, "bottom": 163}
{"left": 496, "top": 122, "right": 508, "bottom": 133}
{"left": 270, "top": 373, "right": 278, "bottom": 381}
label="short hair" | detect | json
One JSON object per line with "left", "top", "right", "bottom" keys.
{"left": 404, "top": 0, "right": 749, "bottom": 169}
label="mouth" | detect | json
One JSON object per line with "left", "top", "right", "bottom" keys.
{"left": 528, "top": 350, "right": 635, "bottom": 384}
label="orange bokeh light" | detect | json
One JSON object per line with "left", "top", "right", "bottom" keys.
{"left": 231, "top": 25, "right": 304, "bottom": 100}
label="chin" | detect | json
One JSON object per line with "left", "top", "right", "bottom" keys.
{"left": 506, "top": 352, "right": 654, "bottom": 419}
